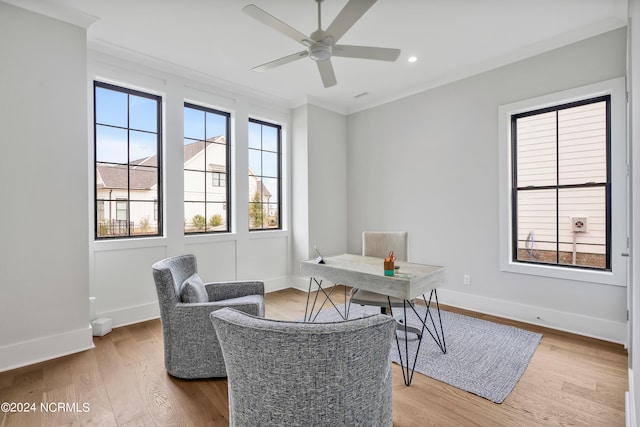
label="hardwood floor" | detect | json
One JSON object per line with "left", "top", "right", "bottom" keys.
{"left": 0, "top": 287, "right": 628, "bottom": 426}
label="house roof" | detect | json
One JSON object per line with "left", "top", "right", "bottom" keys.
{"left": 96, "top": 136, "right": 230, "bottom": 191}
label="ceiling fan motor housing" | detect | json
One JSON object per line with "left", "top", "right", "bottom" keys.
{"left": 309, "top": 43, "right": 331, "bottom": 61}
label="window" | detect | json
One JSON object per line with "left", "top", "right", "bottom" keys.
{"left": 512, "top": 96, "right": 610, "bottom": 270}
{"left": 94, "top": 81, "right": 162, "bottom": 239}
{"left": 184, "top": 103, "right": 230, "bottom": 234}
{"left": 499, "top": 78, "right": 627, "bottom": 286}
{"left": 248, "top": 119, "right": 281, "bottom": 230}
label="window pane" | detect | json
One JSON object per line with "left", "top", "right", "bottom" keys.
{"left": 557, "top": 186, "right": 606, "bottom": 268}
{"left": 262, "top": 151, "right": 278, "bottom": 177}
{"left": 185, "top": 170, "right": 205, "bottom": 201}
{"left": 96, "top": 125, "right": 128, "bottom": 164}
{"left": 184, "top": 107, "right": 205, "bottom": 140}
{"left": 248, "top": 119, "right": 281, "bottom": 231}
{"left": 129, "top": 201, "right": 158, "bottom": 235}
{"left": 262, "top": 177, "right": 278, "bottom": 203}
{"left": 558, "top": 101, "right": 607, "bottom": 186}
{"left": 516, "top": 112, "right": 557, "bottom": 188}
{"left": 262, "top": 125, "right": 278, "bottom": 152}
{"left": 207, "top": 141, "right": 227, "bottom": 168}
{"left": 516, "top": 189, "right": 557, "bottom": 264}
{"left": 248, "top": 121, "right": 262, "bottom": 149}
{"left": 206, "top": 112, "right": 226, "bottom": 139}
{"left": 130, "top": 165, "right": 157, "bottom": 193}
{"left": 249, "top": 148, "right": 262, "bottom": 176}
{"left": 205, "top": 202, "right": 227, "bottom": 231}
{"left": 511, "top": 95, "right": 610, "bottom": 271}
{"left": 184, "top": 104, "right": 230, "bottom": 234}
{"left": 249, "top": 202, "right": 264, "bottom": 229}
{"left": 94, "top": 82, "right": 162, "bottom": 239}
{"left": 95, "top": 87, "right": 127, "bottom": 127}
{"left": 130, "top": 130, "right": 157, "bottom": 161}
{"left": 130, "top": 95, "right": 157, "bottom": 132}
{"left": 185, "top": 139, "right": 205, "bottom": 171}
{"left": 265, "top": 204, "right": 279, "bottom": 228}
{"left": 185, "top": 202, "right": 206, "bottom": 232}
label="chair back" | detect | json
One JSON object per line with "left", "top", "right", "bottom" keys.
{"left": 211, "top": 308, "right": 395, "bottom": 427}
{"left": 152, "top": 254, "right": 198, "bottom": 307}
{"left": 362, "top": 231, "right": 408, "bottom": 261}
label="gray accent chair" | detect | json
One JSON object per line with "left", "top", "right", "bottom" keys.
{"left": 151, "top": 254, "right": 265, "bottom": 379}
{"left": 210, "top": 308, "right": 395, "bottom": 427}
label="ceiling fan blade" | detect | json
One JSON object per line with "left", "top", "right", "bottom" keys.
{"left": 243, "top": 4, "right": 311, "bottom": 45}
{"left": 325, "top": 0, "right": 377, "bottom": 43}
{"left": 316, "top": 59, "right": 337, "bottom": 88}
{"left": 252, "top": 50, "right": 308, "bottom": 72}
{"left": 332, "top": 45, "right": 401, "bottom": 61}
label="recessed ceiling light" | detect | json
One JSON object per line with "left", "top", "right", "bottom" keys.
{"left": 408, "top": 56, "right": 418, "bottom": 63}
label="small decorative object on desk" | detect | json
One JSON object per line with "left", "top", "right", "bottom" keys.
{"left": 384, "top": 251, "right": 395, "bottom": 276}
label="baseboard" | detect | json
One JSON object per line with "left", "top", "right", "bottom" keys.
{"left": 437, "top": 288, "right": 627, "bottom": 344}
{"left": 288, "top": 275, "right": 313, "bottom": 292}
{"left": 0, "top": 325, "right": 94, "bottom": 373}
{"left": 97, "top": 302, "right": 160, "bottom": 328}
{"left": 98, "top": 277, "right": 294, "bottom": 328}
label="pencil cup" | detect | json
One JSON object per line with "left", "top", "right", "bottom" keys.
{"left": 384, "top": 260, "right": 395, "bottom": 276}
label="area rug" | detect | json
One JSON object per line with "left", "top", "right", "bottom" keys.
{"left": 308, "top": 303, "right": 542, "bottom": 403}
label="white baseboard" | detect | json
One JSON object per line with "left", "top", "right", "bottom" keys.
{"left": 0, "top": 325, "right": 94, "bottom": 373}
{"left": 97, "top": 302, "right": 160, "bottom": 328}
{"left": 437, "top": 288, "right": 627, "bottom": 344}
{"left": 99, "top": 276, "right": 295, "bottom": 328}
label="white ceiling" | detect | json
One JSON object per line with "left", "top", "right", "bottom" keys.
{"left": 9, "top": 0, "right": 628, "bottom": 113}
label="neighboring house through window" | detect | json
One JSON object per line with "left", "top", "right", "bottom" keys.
{"left": 184, "top": 103, "right": 231, "bottom": 234}
{"left": 512, "top": 96, "right": 610, "bottom": 270}
{"left": 94, "top": 81, "right": 162, "bottom": 239}
{"left": 248, "top": 119, "right": 281, "bottom": 231}
{"left": 499, "top": 78, "right": 628, "bottom": 286}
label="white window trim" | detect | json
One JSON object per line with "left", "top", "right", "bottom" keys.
{"left": 498, "top": 77, "right": 627, "bottom": 286}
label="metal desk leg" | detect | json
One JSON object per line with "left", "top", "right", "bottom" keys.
{"left": 388, "top": 289, "right": 446, "bottom": 386}
{"left": 304, "top": 277, "right": 348, "bottom": 322}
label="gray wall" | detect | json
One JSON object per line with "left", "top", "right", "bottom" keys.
{"left": 346, "top": 28, "right": 628, "bottom": 342}
{"left": 0, "top": 3, "right": 91, "bottom": 370}
{"left": 292, "top": 103, "right": 348, "bottom": 273}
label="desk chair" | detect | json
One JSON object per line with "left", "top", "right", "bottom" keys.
{"left": 347, "top": 231, "right": 421, "bottom": 338}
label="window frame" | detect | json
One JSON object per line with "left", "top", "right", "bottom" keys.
{"left": 510, "top": 95, "right": 611, "bottom": 271}
{"left": 498, "top": 78, "right": 627, "bottom": 286}
{"left": 93, "top": 81, "right": 163, "bottom": 240}
{"left": 248, "top": 118, "right": 282, "bottom": 232}
{"left": 183, "top": 102, "right": 232, "bottom": 235}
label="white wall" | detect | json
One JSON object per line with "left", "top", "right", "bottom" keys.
{"left": 291, "top": 103, "right": 348, "bottom": 288}
{"left": 345, "top": 28, "right": 628, "bottom": 343}
{"left": 88, "top": 50, "right": 293, "bottom": 326}
{"left": 0, "top": 3, "right": 92, "bottom": 371}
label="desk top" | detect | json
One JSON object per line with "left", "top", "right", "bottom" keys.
{"left": 300, "top": 254, "right": 446, "bottom": 300}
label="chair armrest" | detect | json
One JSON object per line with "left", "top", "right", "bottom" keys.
{"left": 204, "top": 281, "right": 264, "bottom": 302}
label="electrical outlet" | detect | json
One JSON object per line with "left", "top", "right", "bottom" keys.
{"left": 463, "top": 275, "right": 471, "bottom": 286}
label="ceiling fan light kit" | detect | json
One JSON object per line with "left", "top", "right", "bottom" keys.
{"left": 243, "top": 0, "right": 401, "bottom": 88}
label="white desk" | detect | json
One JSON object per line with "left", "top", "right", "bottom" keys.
{"left": 300, "top": 254, "right": 447, "bottom": 386}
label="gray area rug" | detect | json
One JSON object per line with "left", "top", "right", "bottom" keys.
{"left": 309, "top": 303, "right": 542, "bottom": 403}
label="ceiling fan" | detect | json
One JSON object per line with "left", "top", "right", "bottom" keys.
{"left": 243, "top": 0, "right": 401, "bottom": 88}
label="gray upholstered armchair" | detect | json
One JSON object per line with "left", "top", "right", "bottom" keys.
{"left": 210, "top": 308, "right": 396, "bottom": 427}
{"left": 151, "top": 254, "right": 265, "bottom": 379}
